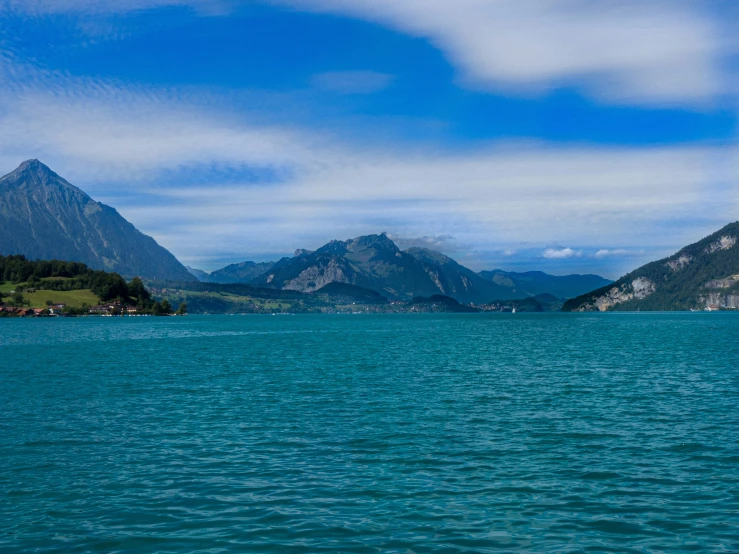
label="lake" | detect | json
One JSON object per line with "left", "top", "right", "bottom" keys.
{"left": 1, "top": 313, "right": 738, "bottom": 552}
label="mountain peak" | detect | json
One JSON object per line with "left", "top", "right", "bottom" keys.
{"left": 19, "top": 158, "right": 41, "bottom": 167}
{"left": 316, "top": 239, "right": 349, "bottom": 256}
{"left": 349, "top": 233, "right": 400, "bottom": 253}
{"left": 15, "top": 159, "right": 54, "bottom": 175}
{"left": 1, "top": 159, "right": 85, "bottom": 197}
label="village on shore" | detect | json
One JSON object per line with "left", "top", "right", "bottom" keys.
{"left": 0, "top": 301, "right": 187, "bottom": 318}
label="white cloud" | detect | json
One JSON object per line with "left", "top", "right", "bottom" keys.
{"left": 3, "top": 0, "right": 731, "bottom": 106}
{"left": 0, "top": 53, "right": 736, "bottom": 272}
{"left": 594, "top": 248, "right": 631, "bottom": 258}
{"left": 275, "top": 0, "right": 726, "bottom": 106}
{"left": 543, "top": 247, "right": 582, "bottom": 259}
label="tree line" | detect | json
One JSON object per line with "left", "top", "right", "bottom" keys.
{"left": 0, "top": 255, "right": 185, "bottom": 315}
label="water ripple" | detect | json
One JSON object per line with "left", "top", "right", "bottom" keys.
{"left": 1, "top": 313, "right": 738, "bottom": 552}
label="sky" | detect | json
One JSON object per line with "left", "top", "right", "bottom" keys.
{"left": 1, "top": 0, "right": 737, "bottom": 277}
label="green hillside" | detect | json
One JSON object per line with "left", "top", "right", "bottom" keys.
{"left": 563, "top": 222, "right": 739, "bottom": 311}
{"left": 0, "top": 255, "right": 181, "bottom": 315}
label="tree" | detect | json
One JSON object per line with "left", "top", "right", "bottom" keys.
{"left": 175, "top": 301, "right": 187, "bottom": 315}
{"left": 91, "top": 274, "right": 129, "bottom": 301}
{"left": 128, "top": 277, "right": 150, "bottom": 304}
{"left": 11, "top": 292, "right": 26, "bottom": 307}
{"left": 161, "top": 299, "right": 172, "bottom": 314}
{"left": 45, "top": 299, "right": 53, "bottom": 306}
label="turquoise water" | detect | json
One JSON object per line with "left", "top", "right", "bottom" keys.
{"left": 1, "top": 313, "right": 738, "bottom": 553}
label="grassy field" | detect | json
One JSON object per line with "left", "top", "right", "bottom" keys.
{"left": 24, "top": 289, "right": 100, "bottom": 308}
{"left": 1, "top": 281, "right": 100, "bottom": 308}
{"left": 0, "top": 281, "right": 16, "bottom": 294}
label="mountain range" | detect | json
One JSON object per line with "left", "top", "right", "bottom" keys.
{"left": 563, "top": 222, "right": 739, "bottom": 311}
{"left": 0, "top": 160, "right": 194, "bottom": 281}
{"left": 254, "top": 234, "right": 512, "bottom": 303}
{"left": 205, "top": 261, "right": 278, "bottom": 284}
{"left": 189, "top": 234, "right": 612, "bottom": 303}
{"left": 1, "top": 160, "right": 613, "bottom": 303}
{"left": 478, "top": 269, "right": 611, "bottom": 300}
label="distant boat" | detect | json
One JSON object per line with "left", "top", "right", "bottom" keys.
{"left": 512, "top": 307, "right": 516, "bottom": 314}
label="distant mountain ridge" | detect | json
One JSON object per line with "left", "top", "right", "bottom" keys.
{"left": 563, "top": 222, "right": 739, "bottom": 311}
{"left": 197, "top": 233, "right": 611, "bottom": 304}
{"left": 207, "top": 260, "right": 277, "bottom": 284}
{"left": 0, "top": 160, "right": 194, "bottom": 281}
{"left": 186, "top": 266, "right": 210, "bottom": 281}
{"left": 251, "top": 233, "right": 518, "bottom": 303}
{"left": 479, "top": 269, "right": 612, "bottom": 299}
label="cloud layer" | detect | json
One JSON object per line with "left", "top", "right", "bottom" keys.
{"left": 1, "top": 2, "right": 737, "bottom": 277}
{"left": 277, "top": 0, "right": 729, "bottom": 106}
{"left": 1, "top": 68, "right": 733, "bottom": 274}
{"left": 3, "top": 0, "right": 733, "bottom": 106}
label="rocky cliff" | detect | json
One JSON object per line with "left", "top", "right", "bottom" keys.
{"left": 564, "top": 222, "right": 739, "bottom": 311}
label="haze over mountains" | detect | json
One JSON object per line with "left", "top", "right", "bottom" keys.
{"left": 0, "top": 160, "right": 194, "bottom": 282}
{"left": 478, "top": 270, "right": 614, "bottom": 300}
{"left": 205, "top": 261, "right": 278, "bottom": 285}
{"left": 190, "top": 234, "right": 612, "bottom": 303}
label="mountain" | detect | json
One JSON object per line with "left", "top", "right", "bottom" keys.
{"left": 186, "top": 266, "right": 210, "bottom": 281}
{"left": 479, "top": 269, "right": 612, "bottom": 299}
{"left": 228, "top": 235, "right": 611, "bottom": 304}
{"left": 404, "top": 247, "right": 517, "bottom": 303}
{"left": 0, "top": 160, "right": 194, "bottom": 281}
{"left": 206, "top": 260, "right": 276, "bottom": 284}
{"left": 251, "top": 234, "right": 519, "bottom": 303}
{"left": 253, "top": 233, "right": 438, "bottom": 299}
{"left": 563, "top": 222, "right": 739, "bottom": 311}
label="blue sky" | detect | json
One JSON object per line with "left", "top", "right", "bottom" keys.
{"left": 1, "top": 0, "right": 737, "bottom": 277}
